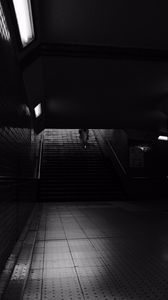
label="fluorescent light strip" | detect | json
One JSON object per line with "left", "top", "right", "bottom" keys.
{"left": 158, "top": 135, "right": 168, "bottom": 141}
{"left": 0, "top": 2, "right": 10, "bottom": 41}
{"left": 34, "top": 103, "right": 42, "bottom": 118}
{"left": 12, "top": 0, "right": 34, "bottom": 47}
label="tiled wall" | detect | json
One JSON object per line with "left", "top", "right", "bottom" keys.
{"left": 0, "top": 127, "right": 32, "bottom": 177}
{"left": 0, "top": 2, "right": 39, "bottom": 272}
{"left": 0, "top": 184, "right": 35, "bottom": 273}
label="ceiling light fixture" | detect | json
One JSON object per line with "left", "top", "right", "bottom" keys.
{"left": 34, "top": 103, "right": 42, "bottom": 118}
{"left": 12, "top": 0, "right": 34, "bottom": 47}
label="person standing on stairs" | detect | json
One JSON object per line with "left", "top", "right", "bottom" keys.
{"left": 79, "top": 129, "right": 89, "bottom": 149}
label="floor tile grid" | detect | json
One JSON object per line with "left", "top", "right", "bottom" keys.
{"left": 58, "top": 211, "right": 87, "bottom": 300}
{"left": 44, "top": 208, "right": 84, "bottom": 299}
{"left": 87, "top": 223, "right": 168, "bottom": 299}
{"left": 75, "top": 208, "right": 141, "bottom": 299}
{"left": 43, "top": 208, "right": 86, "bottom": 300}
{"left": 92, "top": 235, "right": 168, "bottom": 287}
{"left": 78, "top": 207, "right": 138, "bottom": 239}
{"left": 64, "top": 205, "right": 168, "bottom": 300}
{"left": 94, "top": 245, "right": 158, "bottom": 298}
{"left": 57, "top": 206, "right": 115, "bottom": 299}
{"left": 60, "top": 205, "right": 127, "bottom": 299}
{"left": 23, "top": 211, "right": 47, "bottom": 300}
{"left": 74, "top": 207, "right": 121, "bottom": 238}
{"left": 23, "top": 203, "right": 168, "bottom": 300}
{"left": 68, "top": 207, "right": 106, "bottom": 239}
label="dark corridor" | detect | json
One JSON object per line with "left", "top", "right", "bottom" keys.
{"left": 1, "top": 0, "right": 168, "bottom": 297}
{"left": 0, "top": 129, "right": 168, "bottom": 300}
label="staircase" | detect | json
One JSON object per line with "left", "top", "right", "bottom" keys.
{"left": 39, "top": 129, "right": 125, "bottom": 201}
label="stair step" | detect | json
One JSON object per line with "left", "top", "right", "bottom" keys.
{"left": 39, "top": 129, "right": 125, "bottom": 201}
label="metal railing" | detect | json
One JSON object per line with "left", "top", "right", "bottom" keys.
{"left": 37, "top": 131, "right": 44, "bottom": 179}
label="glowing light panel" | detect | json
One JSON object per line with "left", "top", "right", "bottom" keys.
{"left": 12, "top": 0, "right": 34, "bottom": 47}
{"left": 158, "top": 135, "right": 168, "bottom": 141}
{"left": 0, "top": 2, "right": 10, "bottom": 41}
{"left": 34, "top": 103, "right": 42, "bottom": 118}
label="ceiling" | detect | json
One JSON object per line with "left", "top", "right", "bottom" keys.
{"left": 40, "top": 0, "right": 168, "bottom": 49}
{"left": 23, "top": 0, "right": 168, "bottom": 131}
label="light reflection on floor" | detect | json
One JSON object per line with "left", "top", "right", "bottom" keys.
{"left": 20, "top": 202, "right": 168, "bottom": 299}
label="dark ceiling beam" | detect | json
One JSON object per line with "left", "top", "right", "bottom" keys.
{"left": 20, "top": 42, "right": 168, "bottom": 70}
{"left": 40, "top": 43, "right": 168, "bottom": 62}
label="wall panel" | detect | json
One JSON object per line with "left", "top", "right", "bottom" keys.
{"left": 0, "top": 1, "right": 39, "bottom": 273}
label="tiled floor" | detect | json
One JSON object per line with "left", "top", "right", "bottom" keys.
{"left": 20, "top": 202, "right": 168, "bottom": 300}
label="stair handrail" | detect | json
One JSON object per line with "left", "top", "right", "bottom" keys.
{"left": 37, "top": 131, "right": 44, "bottom": 179}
